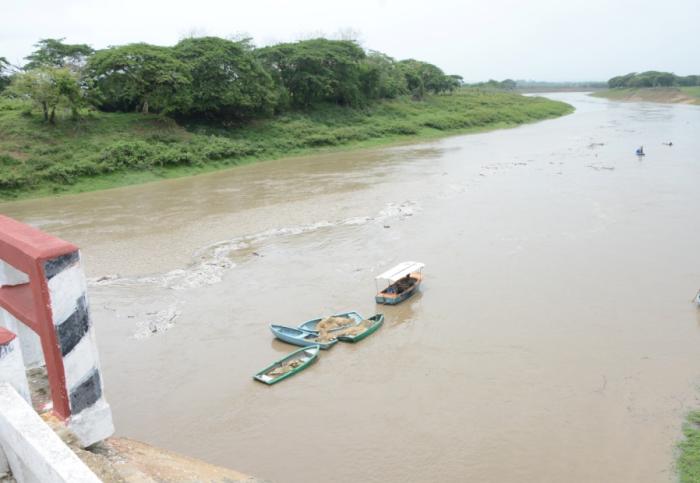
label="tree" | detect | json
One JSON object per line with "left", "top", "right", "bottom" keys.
{"left": 86, "top": 43, "right": 191, "bottom": 114}
{"left": 173, "top": 37, "right": 277, "bottom": 119}
{"left": 24, "top": 38, "right": 94, "bottom": 70}
{"left": 258, "top": 39, "right": 366, "bottom": 108}
{"left": 360, "top": 52, "right": 408, "bottom": 99}
{"left": 500, "top": 78, "right": 516, "bottom": 90}
{"left": 9, "top": 67, "right": 83, "bottom": 122}
{"left": 0, "top": 57, "right": 10, "bottom": 92}
{"left": 398, "top": 59, "right": 454, "bottom": 98}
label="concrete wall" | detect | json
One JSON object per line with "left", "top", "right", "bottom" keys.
{"left": 0, "top": 383, "right": 100, "bottom": 483}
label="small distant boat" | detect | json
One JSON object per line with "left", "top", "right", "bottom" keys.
{"left": 375, "top": 261, "right": 425, "bottom": 305}
{"left": 297, "top": 311, "right": 364, "bottom": 333}
{"left": 253, "top": 345, "right": 320, "bottom": 385}
{"left": 337, "top": 314, "right": 384, "bottom": 343}
{"left": 270, "top": 324, "right": 338, "bottom": 350}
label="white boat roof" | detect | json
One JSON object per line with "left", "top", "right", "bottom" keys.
{"left": 376, "top": 261, "right": 425, "bottom": 283}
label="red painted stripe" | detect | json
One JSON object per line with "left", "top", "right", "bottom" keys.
{"left": 0, "top": 327, "right": 17, "bottom": 345}
{"left": 0, "top": 215, "right": 78, "bottom": 273}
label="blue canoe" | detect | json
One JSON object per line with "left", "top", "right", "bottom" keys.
{"left": 270, "top": 324, "right": 338, "bottom": 350}
{"left": 297, "top": 311, "right": 364, "bottom": 333}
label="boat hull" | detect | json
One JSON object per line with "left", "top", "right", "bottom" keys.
{"left": 253, "top": 345, "right": 320, "bottom": 385}
{"left": 337, "top": 314, "right": 384, "bottom": 342}
{"left": 270, "top": 324, "right": 337, "bottom": 350}
{"left": 297, "top": 311, "right": 363, "bottom": 333}
{"left": 375, "top": 281, "right": 421, "bottom": 305}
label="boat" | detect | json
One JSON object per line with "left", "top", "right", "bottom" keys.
{"left": 270, "top": 324, "right": 338, "bottom": 350}
{"left": 375, "top": 261, "right": 425, "bottom": 305}
{"left": 336, "top": 314, "right": 384, "bottom": 343}
{"left": 297, "top": 311, "right": 364, "bottom": 333}
{"left": 253, "top": 345, "right": 320, "bottom": 385}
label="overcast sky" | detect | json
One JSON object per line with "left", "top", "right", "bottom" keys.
{"left": 1, "top": 0, "right": 698, "bottom": 81}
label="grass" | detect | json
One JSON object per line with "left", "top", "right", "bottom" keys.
{"left": 592, "top": 87, "right": 700, "bottom": 105}
{"left": 0, "top": 88, "right": 572, "bottom": 200}
{"left": 678, "top": 411, "right": 700, "bottom": 482}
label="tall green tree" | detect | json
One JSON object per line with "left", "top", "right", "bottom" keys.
{"left": 9, "top": 67, "right": 83, "bottom": 122}
{"left": 0, "top": 57, "right": 10, "bottom": 92}
{"left": 173, "top": 37, "right": 277, "bottom": 119}
{"left": 360, "top": 52, "right": 408, "bottom": 99}
{"left": 24, "top": 38, "right": 94, "bottom": 70}
{"left": 398, "top": 59, "right": 454, "bottom": 98}
{"left": 86, "top": 43, "right": 191, "bottom": 114}
{"left": 258, "top": 39, "right": 366, "bottom": 108}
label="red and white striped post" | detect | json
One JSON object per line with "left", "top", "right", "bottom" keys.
{"left": 0, "top": 215, "right": 113, "bottom": 446}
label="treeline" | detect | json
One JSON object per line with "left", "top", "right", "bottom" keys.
{"left": 467, "top": 79, "right": 517, "bottom": 90}
{"left": 608, "top": 71, "right": 700, "bottom": 88}
{"left": 0, "top": 37, "right": 463, "bottom": 123}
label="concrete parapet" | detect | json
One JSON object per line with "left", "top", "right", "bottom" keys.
{"left": 0, "top": 215, "right": 113, "bottom": 447}
{"left": 0, "top": 383, "right": 100, "bottom": 482}
{"left": 0, "top": 329, "right": 29, "bottom": 404}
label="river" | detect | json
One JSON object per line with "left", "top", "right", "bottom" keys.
{"left": 2, "top": 92, "right": 699, "bottom": 482}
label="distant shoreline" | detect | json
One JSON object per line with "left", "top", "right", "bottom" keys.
{"left": 591, "top": 87, "right": 700, "bottom": 105}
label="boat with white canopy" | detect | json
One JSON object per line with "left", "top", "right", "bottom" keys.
{"left": 375, "top": 261, "right": 425, "bottom": 305}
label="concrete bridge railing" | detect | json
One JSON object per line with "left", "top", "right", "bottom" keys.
{"left": 0, "top": 215, "right": 113, "bottom": 448}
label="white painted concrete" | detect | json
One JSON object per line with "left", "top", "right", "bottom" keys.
{"left": 0, "top": 311, "right": 43, "bottom": 369}
{"left": 0, "top": 336, "right": 30, "bottom": 404}
{"left": 62, "top": 335, "right": 98, "bottom": 392}
{"left": 47, "top": 265, "right": 86, "bottom": 326}
{"left": 68, "top": 399, "right": 114, "bottom": 449}
{"left": 0, "top": 444, "right": 8, "bottom": 478}
{"left": 0, "top": 261, "right": 28, "bottom": 286}
{"left": 0, "top": 383, "right": 100, "bottom": 482}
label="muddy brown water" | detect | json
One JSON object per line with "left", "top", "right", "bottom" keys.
{"left": 2, "top": 93, "right": 700, "bottom": 482}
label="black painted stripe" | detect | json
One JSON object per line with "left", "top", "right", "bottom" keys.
{"left": 43, "top": 251, "right": 80, "bottom": 280}
{"left": 56, "top": 295, "right": 90, "bottom": 357}
{"left": 69, "top": 368, "right": 102, "bottom": 414}
{"left": 0, "top": 341, "right": 15, "bottom": 359}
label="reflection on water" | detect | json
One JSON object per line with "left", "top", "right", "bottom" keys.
{"left": 2, "top": 93, "right": 700, "bottom": 482}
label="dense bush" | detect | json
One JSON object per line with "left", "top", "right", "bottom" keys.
{"left": 608, "top": 71, "right": 700, "bottom": 88}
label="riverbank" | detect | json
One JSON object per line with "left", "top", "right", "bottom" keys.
{"left": 592, "top": 87, "right": 700, "bottom": 105}
{"left": 678, "top": 410, "right": 700, "bottom": 483}
{"left": 0, "top": 89, "right": 572, "bottom": 201}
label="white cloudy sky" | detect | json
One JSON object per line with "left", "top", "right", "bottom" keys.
{"left": 1, "top": 0, "right": 698, "bottom": 81}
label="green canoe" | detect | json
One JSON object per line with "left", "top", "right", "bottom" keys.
{"left": 253, "top": 345, "right": 320, "bottom": 385}
{"left": 337, "top": 314, "right": 384, "bottom": 343}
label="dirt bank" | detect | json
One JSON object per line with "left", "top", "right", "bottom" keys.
{"left": 592, "top": 87, "right": 700, "bottom": 105}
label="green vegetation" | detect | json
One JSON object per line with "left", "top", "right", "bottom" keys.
{"left": 0, "top": 36, "right": 572, "bottom": 200}
{"left": 592, "top": 87, "right": 700, "bottom": 105}
{"left": 0, "top": 89, "right": 571, "bottom": 200}
{"left": 593, "top": 71, "right": 700, "bottom": 105}
{"left": 678, "top": 410, "right": 700, "bottom": 483}
{"left": 515, "top": 80, "right": 607, "bottom": 92}
{"left": 607, "top": 71, "right": 700, "bottom": 88}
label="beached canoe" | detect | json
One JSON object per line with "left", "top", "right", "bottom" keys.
{"left": 270, "top": 324, "right": 338, "bottom": 350}
{"left": 337, "top": 314, "right": 384, "bottom": 343}
{"left": 253, "top": 345, "right": 320, "bottom": 385}
{"left": 297, "top": 311, "right": 364, "bottom": 333}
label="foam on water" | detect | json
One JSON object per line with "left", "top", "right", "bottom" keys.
{"left": 88, "top": 200, "right": 419, "bottom": 291}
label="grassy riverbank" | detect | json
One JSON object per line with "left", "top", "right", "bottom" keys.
{"left": 0, "top": 88, "right": 572, "bottom": 200}
{"left": 592, "top": 87, "right": 700, "bottom": 105}
{"left": 678, "top": 411, "right": 700, "bottom": 482}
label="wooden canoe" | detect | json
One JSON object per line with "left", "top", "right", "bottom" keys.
{"left": 269, "top": 324, "right": 338, "bottom": 350}
{"left": 297, "top": 311, "right": 364, "bottom": 333}
{"left": 337, "top": 314, "right": 384, "bottom": 343}
{"left": 253, "top": 345, "right": 320, "bottom": 385}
